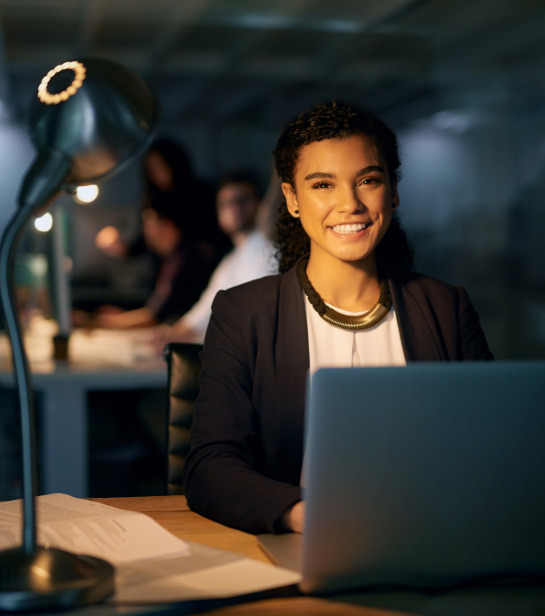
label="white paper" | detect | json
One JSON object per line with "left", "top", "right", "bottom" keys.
{"left": 115, "top": 556, "right": 301, "bottom": 603}
{"left": 0, "top": 493, "right": 190, "bottom": 564}
{"left": 0, "top": 493, "right": 302, "bottom": 604}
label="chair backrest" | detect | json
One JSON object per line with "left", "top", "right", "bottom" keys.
{"left": 163, "top": 342, "right": 203, "bottom": 495}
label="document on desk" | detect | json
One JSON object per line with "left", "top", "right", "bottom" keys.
{"left": 0, "top": 493, "right": 301, "bottom": 604}
{"left": 0, "top": 493, "right": 191, "bottom": 563}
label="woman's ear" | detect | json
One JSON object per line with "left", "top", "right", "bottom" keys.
{"left": 282, "top": 183, "right": 300, "bottom": 218}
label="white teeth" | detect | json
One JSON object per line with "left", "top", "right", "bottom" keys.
{"left": 331, "top": 222, "right": 370, "bottom": 233}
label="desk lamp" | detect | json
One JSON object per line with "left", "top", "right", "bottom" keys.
{"left": 0, "top": 57, "right": 156, "bottom": 611}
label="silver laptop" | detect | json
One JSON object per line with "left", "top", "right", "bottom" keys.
{"left": 259, "top": 361, "right": 545, "bottom": 593}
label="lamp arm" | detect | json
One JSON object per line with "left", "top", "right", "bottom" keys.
{"left": 18, "top": 149, "right": 71, "bottom": 210}
{"left": 0, "top": 150, "right": 71, "bottom": 552}
{"left": 0, "top": 202, "right": 39, "bottom": 551}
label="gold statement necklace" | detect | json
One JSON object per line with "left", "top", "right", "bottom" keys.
{"left": 296, "top": 257, "right": 392, "bottom": 332}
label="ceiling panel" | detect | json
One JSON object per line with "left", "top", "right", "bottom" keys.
{"left": 0, "top": 0, "right": 543, "bottom": 130}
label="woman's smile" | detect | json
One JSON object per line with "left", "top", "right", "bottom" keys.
{"left": 329, "top": 219, "right": 375, "bottom": 236}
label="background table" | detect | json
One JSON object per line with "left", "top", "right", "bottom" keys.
{"left": 0, "top": 320, "right": 167, "bottom": 497}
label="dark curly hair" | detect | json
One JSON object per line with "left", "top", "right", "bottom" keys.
{"left": 272, "top": 100, "right": 413, "bottom": 277}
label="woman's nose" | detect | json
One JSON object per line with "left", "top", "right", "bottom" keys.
{"left": 338, "top": 184, "right": 365, "bottom": 213}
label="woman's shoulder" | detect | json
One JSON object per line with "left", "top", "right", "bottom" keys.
{"left": 393, "top": 271, "right": 472, "bottom": 307}
{"left": 210, "top": 268, "right": 300, "bottom": 329}
{"left": 398, "top": 271, "right": 460, "bottom": 291}
{"left": 207, "top": 269, "right": 300, "bottom": 346}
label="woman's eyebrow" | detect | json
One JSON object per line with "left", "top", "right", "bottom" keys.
{"left": 304, "top": 165, "right": 384, "bottom": 181}
{"left": 358, "top": 165, "right": 385, "bottom": 174}
{"left": 304, "top": 171, "right": 335, "bottom": 181}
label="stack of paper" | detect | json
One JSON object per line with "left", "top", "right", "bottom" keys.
{"left": 0, "top": 493, "right": 301, "bottom": 604}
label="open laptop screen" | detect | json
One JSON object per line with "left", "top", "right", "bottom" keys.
{"left": 298, "top": 361, "right": 545, "bottom": 593}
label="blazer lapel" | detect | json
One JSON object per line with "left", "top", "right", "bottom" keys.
{"left": 275, "top": 267, "right": 309, "bottom": 483}
{"left": 390, "top": 277, "right": 449, "bottom": 361}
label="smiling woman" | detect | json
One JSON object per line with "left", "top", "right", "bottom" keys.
{"left": 282, "top": 136, "right": 398, "bottom": 307}
{"left": 183, "top": 100, "right": 493, "bottom": 536}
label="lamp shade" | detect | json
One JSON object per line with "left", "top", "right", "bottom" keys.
{"left": 19, "top": 57, "right": 156, "bottom": 210}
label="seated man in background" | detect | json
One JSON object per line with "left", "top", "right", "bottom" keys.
{"left": 91, "top": 193, "right": 219, "bottom": 329}
{"left": 156, "top": 171, "right": 278, "bottom": 344}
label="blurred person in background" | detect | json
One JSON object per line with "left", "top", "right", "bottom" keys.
{"left": 95, "top": 136, "right": 230, "bottom": 280}
{"left": 155, "top": 170, "right": 279, "bottom": 344}
{"left": 89, "top": 190, "right": 220, "bottom": 329}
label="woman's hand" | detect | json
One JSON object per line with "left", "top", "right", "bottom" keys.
{"left": 281, "top": 501, "right": 305, "bottom": 533}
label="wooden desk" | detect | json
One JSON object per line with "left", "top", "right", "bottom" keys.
{"left": 92, "top": 495, "right": 545, "bottom": 616}
{"left": 93, "top": 495, "right": 269, "bottom": 564}
{"left": 0, "top": 324, "right": 166, "bottom": 496}
{"left": 92, "top": 495, "right": 407, "bottom": 615}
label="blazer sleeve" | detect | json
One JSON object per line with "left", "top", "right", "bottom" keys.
{"left": 183, "top": 285, "right": 302, "bottom": 534}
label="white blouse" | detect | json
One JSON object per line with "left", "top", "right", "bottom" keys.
{"left": 304, "top": 291, "right": 406, "bottom": 375}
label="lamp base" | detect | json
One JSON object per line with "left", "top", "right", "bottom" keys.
{"left": 0, "top": 545, "right": 114, "bottom": 611}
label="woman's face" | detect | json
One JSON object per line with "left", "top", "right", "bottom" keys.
{"left": 141, "top": 209, "right": 180, "bottom": 256}
{"left": 282, "top": 135, "right": 399, "bottom": 268}
{"left": 145, "top": 151, "right": 174, "bottom": 191}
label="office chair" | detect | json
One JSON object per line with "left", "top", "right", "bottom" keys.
{"left": 163, "top": 342, "right": 203, "bottom": 495}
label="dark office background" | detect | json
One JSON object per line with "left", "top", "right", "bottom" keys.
{"left": 1, "top": 0, "right": 544, "bottom": 498}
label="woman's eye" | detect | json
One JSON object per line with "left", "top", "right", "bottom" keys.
{"left": 312, "top": 181, "right": 332, "bottom": 189}
{"left": 360, "top": 176, "right": 382, "bottom": 186}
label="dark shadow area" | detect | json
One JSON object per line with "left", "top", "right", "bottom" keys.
{"left": 0, "top": 385, "right": 22, "bottom": 501}
{"left": 88, "top": 388, "right": 167, "bottom": 498}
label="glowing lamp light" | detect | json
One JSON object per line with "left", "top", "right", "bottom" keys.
{"left": 33, "top": 212, "right": 53, "bottom": 232}
{"left": 74, "top": 184, "right": 99, "bottom": 204}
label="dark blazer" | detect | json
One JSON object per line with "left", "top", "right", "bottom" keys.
{"left": 184, "top": 265, "right": 493, "bottom": 534}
